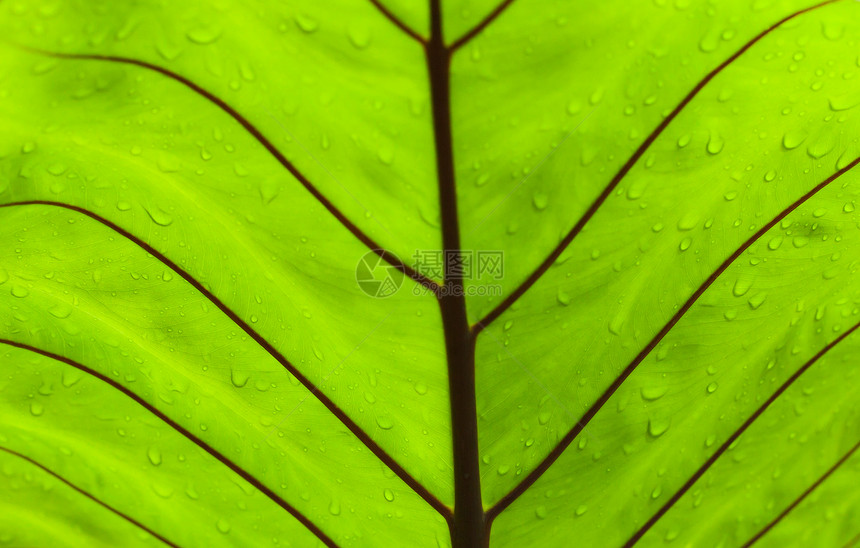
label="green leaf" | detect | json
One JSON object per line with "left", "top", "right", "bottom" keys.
{"left": 1, "top": 0, "right": 859, "bottom": 547}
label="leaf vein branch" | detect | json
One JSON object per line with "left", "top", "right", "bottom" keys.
{"left": 624, "top": 318, "right": 860, "bottom": 546}
{"left": 0, "top": 201, "right": 450, "bottom": 520}
{"left": 484, "top": 152, "right": 860, "bottom": 524}
{"left": 472, "top": 0, "right": 842, "bottom": 335}
{"left": 16, "top": 46, "right": 433, "bottom": 291}
{"left": 0, "top": 437, "right": 182, "bottom": 547}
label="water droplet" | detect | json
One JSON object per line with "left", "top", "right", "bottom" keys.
{"left": 706, "top": 132, "right": 724, "bottom": 155}
{"left": 783, "top": 130, "right": 807, "bottom": 150}
{"left": 732, "top": 279, "right": 751, "bottom": 297}
{"left": 647, "top": 418, "right": 670, "bottom": 437}
{"left": 230, "top": 368, "right": 249, "bottom": 388}
{"left": 49, "top": 304, "right": 72, "bottom": 319}
{"left": 30, "top": 402, "right": 44, "bottom": 416}
{"left": 294, "top": 14, "right": 319, "bottom": 33}
{"left": 557, "top": 291, "right": 571, "bottom": 306}
{"left": 767, "top": 236, "right": 783, "bottom": 250}
{"left": 677, "top": 212, "right": 699, "bottom": 231}
{"left": 376, "top": 415, "right": 394, "bottom": 430}
{"left": 216, "top": 518, "right": 231, "bottom": 533}
{"left": 414, "top": 382, "right": 428, "bottom": 395}
{"left": 535, "top": 506, "right": 547, "bottom": 519}
{"left": 378, "top": 147, "right": 394, "bottom": 165}
{"left": 145, "top": 205, "right": 173, "bottom": 226}
{"left": 348, "top": 25, "right": 371, "bottom": 49}
{"left": 748, "top": 293, "right": 767, "bottom": 310}
{"left": 10, "top": 286, "right": 29, "bottom": 298}
{"left": 328, "top": 501, "right": 341, "bottom": 516}
{"left": 383, "top": 488, "right": 394, "bottom": 502}
{"left": 532, "top": 192, "right": 548, "bottom": 211}
{"left": 640, "top": 386, "right": 668, "bottom": 401}
{"left": 186, "top": 25, "right": 222, "bottom": 44}
{"left": 575, "top": 505, "right": 588, "bottom": 516}
{"left": 147, "top": 446, "right": 162, "bottom": 466}
{"left": 706, "top": 382, "right": 718, "bottom": 394}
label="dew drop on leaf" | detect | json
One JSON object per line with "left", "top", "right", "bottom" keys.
{"left": 782, "top": 130, "right": 807, "bottom": 150}
{"left": 147, "top": 446, "right": 162, "bottom": 467}
{"left": 767, "top": 236, "right": 783, "bottom": 250}
{"left": 640, "top": 386, "right": 668, "bottom": 401}
{"left": 10, "top": 286, "right": 28, "bottom": 298}
{"left": 706, "top": 132, "right": 724, "bottom": 155}
{"left": 49, "top": 304, "right": 71, "bottom": 319}
{"left": 294, "top": 14, "right": 319, "bottom": 33}
{"left": 647, "top": 417, "right": 670, "bottom": 438}
{"left": 230, "top": 368, "right": 249, "bottom": 388}
{"left": 732, "top": 278, "right": 751, "bottom": 297}
{"left": 557, "top": 290, "right": 571, "bottom": 306}
{"left": 186, "top": 25, "right": 223, "bottom": 44}
{"left": 144, "top": 205, "right": 173, "bottom": 227}
{"left": 29, "top": 402, "right": 44, "bottom": 416}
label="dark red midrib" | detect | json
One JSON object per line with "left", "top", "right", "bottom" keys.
{"left": 0, "top": 339, "right": 338, "bottom": 547}
{"left": 21, "top": 47, "right": 434, "bottom": 291}
{"left": 623, "top": 318, "right": 860, "bottom": 546}
{"left": 743, "top": 437, "right": 860, "bottom": 547}
{"left": 0, "top": 200, "right": 450, "bottom": 520}
{"left": 472, "top": 0, "right": 841, "bottom": 335}
{"left": 427, "top": 0, "right": 484, "bottom": 544}
{"left": 0, "top": 445, "right": 181, "bottom": 548}
{"left": 367, "top": 0, "right": 426, "bottom": 43}
{"left": 484, "top": 152, "right": 860, "bottom": 523}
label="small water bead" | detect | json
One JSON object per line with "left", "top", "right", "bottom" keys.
{"left": 186, "top": 25, "right": 223, "bottom": 44}
{"left": 10, "top": 286, "right": 29, "bottom": 298}
{"left": 557, "top": 291, "right": 571, "bottom": 306}
{"left": 782, "top": 130, "right": 807, "bottom": 150}
{"left": 294, "top": 14, "right": 319, "bottom": 33}
{"left": 147, "top": 447, "right": 162, "bottom": 466}
{"left": 30, "top": 402, "right": 44, "bottom": 416}
{"left": 647, "top": 418, "right": 670, "bottom": 437}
